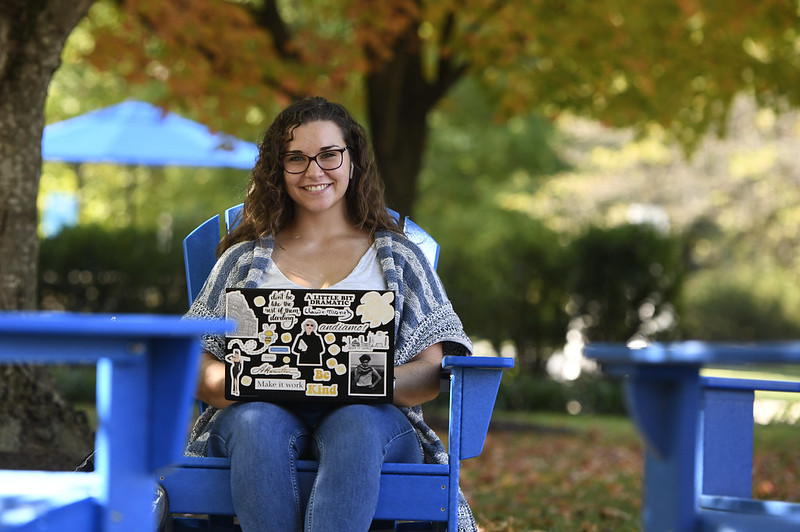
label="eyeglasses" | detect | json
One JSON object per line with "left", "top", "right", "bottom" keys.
{"left": 281, "top": 147, "right": 348, "bottom": 174}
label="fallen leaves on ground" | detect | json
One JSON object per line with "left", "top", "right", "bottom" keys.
{"left": 458, "top": 416, "right": 800, "bottom": 532}
{"left": 460, "top": 421, "right": 643, "bottom": 532}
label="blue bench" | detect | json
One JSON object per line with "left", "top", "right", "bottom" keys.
{"left": 584, "top": 341, "right": 800, "bottom": 531}
{"left": 0, "top": 312, "right": 228, "bottom": 532}
{"left": 159, "top": 204, "right": 514, "bottom": 530}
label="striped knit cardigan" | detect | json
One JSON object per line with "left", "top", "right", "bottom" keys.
{"left": 183, "top": 230, "right": 477, "bottom": 531}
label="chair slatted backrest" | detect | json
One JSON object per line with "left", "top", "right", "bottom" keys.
{"left": 184, "top": 204, "right": 440, "bottom": 304}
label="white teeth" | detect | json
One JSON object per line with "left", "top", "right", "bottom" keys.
{"left": 303, "top": 184, "right": 329, "bottom": 192}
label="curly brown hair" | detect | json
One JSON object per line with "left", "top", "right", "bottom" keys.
{"left": 218, "top": 97, "right": 401, "bottom": 256}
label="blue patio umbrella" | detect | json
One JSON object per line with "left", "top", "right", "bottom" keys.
{"left": 42, "top": 100, "right": 259, "bottom": 169}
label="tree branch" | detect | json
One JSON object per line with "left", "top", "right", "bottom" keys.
{"left": 246, "top": 0, "right": 300, "bottom": 61}
{"left": 430, "top": 5, "right": 470, "bottom": 104}
{"left": 239, "top": 0, "right": 306, "bottom": 100}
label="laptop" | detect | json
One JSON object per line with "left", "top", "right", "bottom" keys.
{"left": 224, "top": 288, "right": 395, "bottom": 404}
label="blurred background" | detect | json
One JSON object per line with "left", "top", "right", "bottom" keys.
{"left": 37, "top": 0, "right": 800, "bottom": 416}
{"left": 8, "top": 1, "right": 800, "bottom": 527}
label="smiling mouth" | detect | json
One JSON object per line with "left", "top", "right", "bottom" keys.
{"left": 302, "top": 184, "right": 331, "bottom": 192}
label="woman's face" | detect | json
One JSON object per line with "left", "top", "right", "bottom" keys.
{"left": 282, "top": 120, "right": 351, "bottom": 218}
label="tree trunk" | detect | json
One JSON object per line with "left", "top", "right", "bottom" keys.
{"left": 367, "top": 59, "right": 432, "bottom": 219}
{"left": 365, "top": 25, "right": 463, "bottom": 219}
{"left": 0, "top": 0, "right": 96, "bottom": 470}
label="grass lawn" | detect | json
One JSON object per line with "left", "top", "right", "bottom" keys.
{"left": 458, "top": 411, "right": 800, "bottom": 532}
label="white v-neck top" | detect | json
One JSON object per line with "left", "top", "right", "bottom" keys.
{"left": 257, "top": 243, "right": 387, "bottom": 290}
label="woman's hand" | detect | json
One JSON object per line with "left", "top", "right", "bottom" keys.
{"left": 197, "top": 344, "right": 444, "bottom": 409}
{"left": 196, "top": 351, "right": 236, "bottom": 410}
{"left": 392, "top": 343, "right": 443, "bottom": 407}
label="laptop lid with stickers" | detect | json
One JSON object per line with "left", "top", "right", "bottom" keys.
{"left": 224, "top": 288, "right": 395, "bottom": 404}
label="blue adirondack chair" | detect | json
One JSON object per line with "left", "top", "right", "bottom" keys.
{"left": 159, "top": 204, "right": 514, "bottom": 531}
{"left": 584, "top": 341, "right": 800, "bottom": 531}
{"left": 0, "top": 313, "right": 227, "bottom": 532}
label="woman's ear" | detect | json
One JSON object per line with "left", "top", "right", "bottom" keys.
{"left": 350, "top": 161, "right": 354, "bottom": 179}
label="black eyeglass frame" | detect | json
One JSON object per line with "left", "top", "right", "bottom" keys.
{"left": 281, "top": 147, "right": 349, "bottom": 174}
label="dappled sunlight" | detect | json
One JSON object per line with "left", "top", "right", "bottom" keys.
{"left": 729, "top": 145, "right": 777, "bottom": 180}
{"left": 471, "top": 339, "right": 518, "bottom": 361}
{"left": 497, "top": 94, "right": 800, "bottom": 349}
{"left": 753, "top": 399, "right": 800, "bottom": 425}
{"left": 547, "top": 325, "right": 596, "bottom": 383}
{"left": 509, "top": 96, "right": 800, "bottom": 244}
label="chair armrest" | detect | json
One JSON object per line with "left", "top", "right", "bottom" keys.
{"left": 702, "top": 376, "right": 800, "bottom": 393}
{"left": 442, "top": 355, "right": 515, "bottom": 370}
{"left": 443, "top": 356, "right": 514, "bottom": 460}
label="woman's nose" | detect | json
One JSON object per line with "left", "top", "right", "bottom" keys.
{"left": 305, "top": 158, "right": 325, "bottom": 176}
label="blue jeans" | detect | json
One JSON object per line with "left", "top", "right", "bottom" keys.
{"left": 208, "top": 402, "right": 422, "bottom": 532}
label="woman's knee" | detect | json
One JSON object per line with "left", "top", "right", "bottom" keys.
{"left": 214, "top": 402, "right": 307, "bottom": 454}
{"left": 315, "top": 404, "right": 417, "bottom": 455}
{"left": 324, "top": 404, "right": 401, "bottom": 429}
{"left": 219, "top": 402, "right": 275, "bottom": 434}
